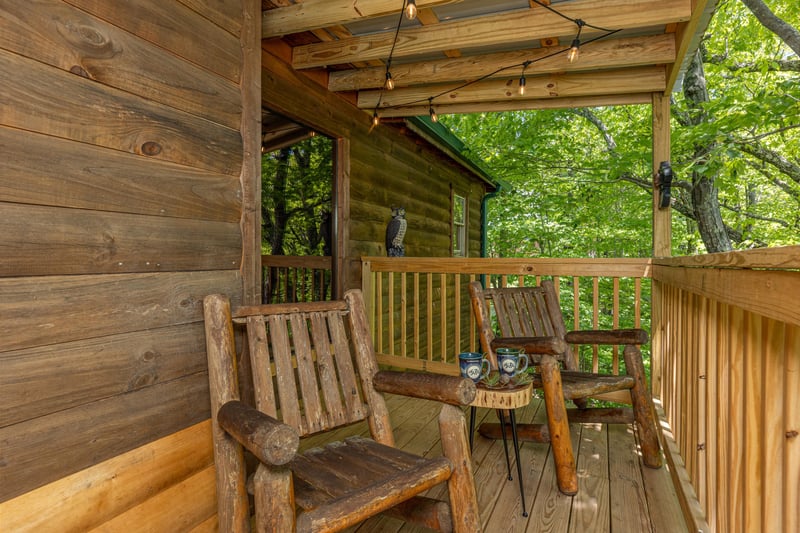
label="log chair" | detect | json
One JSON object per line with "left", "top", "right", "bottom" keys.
{"left": 469, "top": 280, "right": 662, "bottom": 495}
{"left": 203, "top": 289, "right": 480, "bottom": 532}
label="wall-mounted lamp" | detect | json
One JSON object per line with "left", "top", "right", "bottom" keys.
{"left": 657, "top": 161, "right": 674, "bottom": 209}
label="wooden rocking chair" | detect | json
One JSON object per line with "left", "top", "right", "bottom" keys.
{"left": 203, "top": 289, "right": 480, "bottom": 532}
{"left": 469, "top": 280, "right": 662, "bottom": 495}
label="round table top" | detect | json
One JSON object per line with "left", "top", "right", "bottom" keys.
{"left": 470, "top": 381, "right": 532, "bottom": 409}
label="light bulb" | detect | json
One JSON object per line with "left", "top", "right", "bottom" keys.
{"left": 385, "top": 71, "right": 395, "bottom": 90}
{"left": 518, "top": 75, "right": 526, "bottom": 95}
{"left": 372, "top": 111, "right": 380, "bottom": 127}
{"left": 405, "top": 0, "right": 417, "bottom": 20}
{"left": 567, "top": 39, "right": 580, "bottom": 63}
{"left": 429, "top": 105, "right": 438, "bottom": 123}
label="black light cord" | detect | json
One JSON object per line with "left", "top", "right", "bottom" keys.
{"left": 373, "top": 1, "right": 622, "bottom": 119}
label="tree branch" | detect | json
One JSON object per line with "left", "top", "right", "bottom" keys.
{"left": 740, "top": 0, "right": 800, "bottom": 56}
{"left": 719, "top": 201, "right": 790, "bottom": 227}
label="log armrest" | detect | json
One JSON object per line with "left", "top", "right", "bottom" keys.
{"left": 491, "top": 335, "right": 567, "bottom": 355}
{"left": 564, "top": 328, "right": 649, "bottom": 346}
{"left": 217, "top": 400, "right": 299, "bottom": 466}
{"left": 373, "top": 370, "right": 476, "bottom": 406}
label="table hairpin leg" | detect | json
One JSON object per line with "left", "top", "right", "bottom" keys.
{"left": 469, "top": 406, "right": 477, "bottom": 452}
{"left": 497, "top": 409, "right": 512, "bottom": 480}
{"left": 509, "top": 409, "right": 528, "bottom": 517}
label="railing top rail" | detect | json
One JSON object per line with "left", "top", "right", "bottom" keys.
{"left": 362, "top": 257, "right": 652, "bottom": 278}
{"left": 653, "top": 245, "right": 800, "bottom": 270}
{"left": 262, "top": 255, "right": 332, "bottom": 269}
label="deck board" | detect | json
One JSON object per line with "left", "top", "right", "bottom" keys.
{"left": 325, "top": 394, "right": 687, "bottom": 533}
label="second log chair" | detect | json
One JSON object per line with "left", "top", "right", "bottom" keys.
{"left": 469, "top": 280, "right": 662, "bottom": 495}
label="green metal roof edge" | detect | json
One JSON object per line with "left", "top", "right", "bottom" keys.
{"left": 405, "top": 116, "right": 498, "bottom": 188}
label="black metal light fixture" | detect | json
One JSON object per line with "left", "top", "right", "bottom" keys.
{"left": 657, "top": 161, "right": 674, "bottom": 209}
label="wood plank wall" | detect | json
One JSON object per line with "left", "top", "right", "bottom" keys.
{"left": 261, "top": 41, "right": 490, "bottom": 292}
{"left": 0, "top": 1, "right": 254, "bottom": 525}
{"left": 651, "top": 248, "right": 800, "bottom": 533}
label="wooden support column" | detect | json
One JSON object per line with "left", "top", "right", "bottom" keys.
{"left": 652, "top": 91, "right": 671, "bottom": 258}
{"left": 651, "top": 91, "right": 671, "bottom": 402}
{"left": 334, "top": 137, "right": 350, "bottom": 297}
{"left": 241, "top": 0, "right": 262, "bottom": 304}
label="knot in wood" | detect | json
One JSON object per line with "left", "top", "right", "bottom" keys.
{"left": 141, "top": 141, "right": 162, "bottom": 156}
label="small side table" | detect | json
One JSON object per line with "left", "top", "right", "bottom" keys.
{"left": 469, "top": 382, "right": 532, "bottom": 517}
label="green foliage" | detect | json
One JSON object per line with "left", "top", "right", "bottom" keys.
{"left": 442, "top": 0, "right": 799, "bottom": 255}
{"left": 261, "top": 135, "right": 333, "bottom": 255}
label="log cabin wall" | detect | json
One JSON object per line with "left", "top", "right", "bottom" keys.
{"left": 0, "top": 0, "right": 259, "bottom": 529}
{"left": 262, "top": 42, "right": 491, "bottom": 292}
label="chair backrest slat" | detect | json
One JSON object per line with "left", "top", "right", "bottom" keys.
{"left": 328, "top": 310, "right": 367, "bottom": 424}
{"left": 309, "top": 312, "right": 348, "bottom": 427}
{"left": 247, "top": 316, "right": 278, "bottom": 418}
{"left": 267, "top": 314, "right": 305, "bottom": 433}
{"left": 289, "top": 313, "right": 326, "bottom": 434}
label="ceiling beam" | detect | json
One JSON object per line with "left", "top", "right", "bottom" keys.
{"left": 292, "top": 0, "right": 692, "bottom": 69}
{"left": 263, "top": 0, "right": 459, "bottom": 38}
{"left": 359, "top": 66, "right": 666, "bottom": 108}
{"left": 373, "top": 93, "right": 653, "bottom": 118}
{"left": 329, "top": 34, "right": 676, "bottom": 91}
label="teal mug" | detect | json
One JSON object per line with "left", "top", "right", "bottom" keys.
{"left": 458, "top": 352, "right": 490, "bottom": 383}
{"left": 496, "top": 347, "right": 529, "bottom": 379}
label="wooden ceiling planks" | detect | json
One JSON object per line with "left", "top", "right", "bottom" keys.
{"left": 262, "top": 0, "right": 711, "bottom": 117}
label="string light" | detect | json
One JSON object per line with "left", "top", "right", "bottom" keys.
{"left": 405, "top": 0, "right": 417, "bottom": 20}
{"left": 567, "top": 19, "right": 585, "bottom": 63}
{"left": 518, "top": 60, "right": 531, "bottom": 96}
{"left": 371, "top": 1, "right": 621, "bottom": 122}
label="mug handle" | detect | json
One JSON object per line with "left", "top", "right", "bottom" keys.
{"left": 480, "top": 358, "right": 490, "bottom": 380}
{"left": 516, "top": 354, "right": 529, "bottom": 375}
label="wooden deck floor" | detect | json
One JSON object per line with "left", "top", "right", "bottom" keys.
{"left": 302, "top": 393, "right": 688, "bottom": 533}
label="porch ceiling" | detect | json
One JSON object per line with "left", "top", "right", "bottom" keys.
{"left": 261, "top": 0, "right": 717, "bottom": 118}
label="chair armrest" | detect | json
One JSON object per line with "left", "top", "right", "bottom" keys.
{"left": 218, "top": 400, "right": 299, "bottom": 466}
{"left": 564, "top": 328, "right": 649, "bottom": 346}
{"left": 373, "top": 370, "right": 476, "bottom": 406}
{"left": 491, "top": 336, "right": 567, "bottom": 355}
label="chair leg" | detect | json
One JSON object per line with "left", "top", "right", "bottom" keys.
{"left": 540, "top": 355, "right": 578, "bottom": 495}
{"left": 439, "top": 404, "right": 481, "bottom": 533}
{"left": 254, "top": 464, "right": 296, "bottom": 533}
{"left": 623, "top": 345, "right": 663, "bottom": 469}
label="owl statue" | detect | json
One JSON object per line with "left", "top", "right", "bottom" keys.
{"left": 385, "top": 207, "right": 407, "bottom": 257}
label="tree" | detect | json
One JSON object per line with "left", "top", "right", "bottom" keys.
{"left": 261, "top": 135, "right": 333, "bottom": 256}
{"left": 441, "top": 0, "right": 800, "bottom": 255}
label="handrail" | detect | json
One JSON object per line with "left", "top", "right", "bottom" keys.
{"left": 361, "top": 257, "right": 651, "bottom": 379}
{"left": 261, "top": 254, "right": 332, "bottom": 303}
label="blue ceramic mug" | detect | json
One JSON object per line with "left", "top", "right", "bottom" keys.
{"left": 458, "top": 352, "right": 490, "bottom": 383}
{"left": 496, "top": 347, "right": 529, "bottom": 379}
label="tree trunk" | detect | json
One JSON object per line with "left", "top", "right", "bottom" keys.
{"left": 683, "top": 50, "right": 733, "bottom": 253}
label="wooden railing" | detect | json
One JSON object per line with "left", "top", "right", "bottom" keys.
{"left": 361, "top": 257, "right": 652, "bottom": 378}
{"left": 261, "top": 255, "right": 332, "bottom": 303}
{"left": 651, "top": 246, "right": 800, "bottom": 533}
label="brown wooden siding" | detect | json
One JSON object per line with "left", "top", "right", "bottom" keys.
{"left": 262, "top": 42, "right": 490, "bottom": 291}
{"left": 0, "top": 0, "right": 251, "bottom": 508}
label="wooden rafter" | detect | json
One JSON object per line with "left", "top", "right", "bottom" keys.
{"left": 291, "top": 0, "right": 692, "bottom": 69}
{"left": 359, "top": 66, "right": 666, "bottom": 109}
{"left": 329, "top": 34, "right": 676, "bottom": 92}
{"left": 263, "top": 0, "right": 458, "bottom": 39}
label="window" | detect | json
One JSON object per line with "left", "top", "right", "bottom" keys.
{"left": 452, "top": 193, "right": 467, "bottom": 257}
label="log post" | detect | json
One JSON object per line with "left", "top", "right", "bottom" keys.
{"left": 439, "top": 404, "right": 481, "bottom": 533}
{"left": 624, "top": 345, "right": 663, "bottom": 468}
{"left": 203, "top": 294, "right": 250, "bottom": 532}
{"left": 540, "top": 354, "right": 578, "bottom": 495}
{"left": 254, "top": 463, "right": 296, "bottom": 532}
